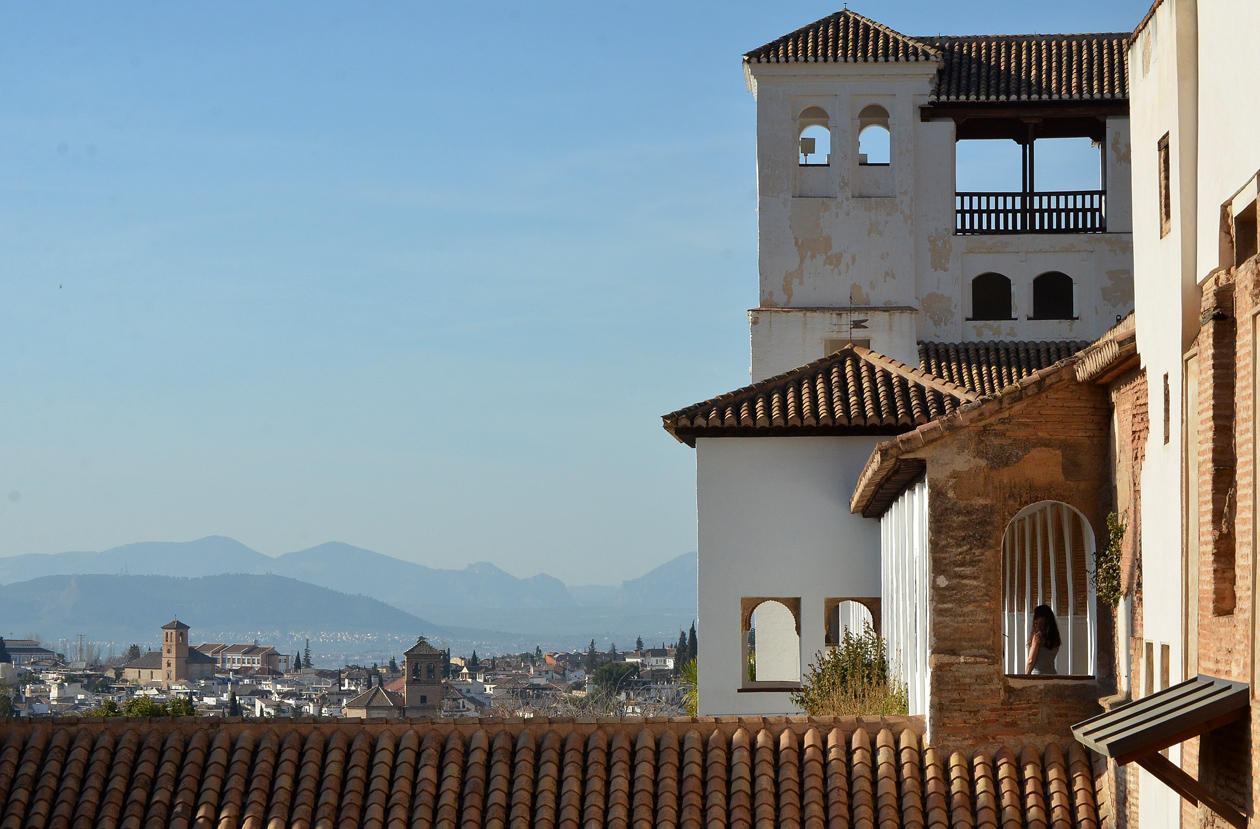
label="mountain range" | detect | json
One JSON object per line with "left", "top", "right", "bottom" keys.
{"left": 0, "top": 538, "right": 696, "bottom": 660}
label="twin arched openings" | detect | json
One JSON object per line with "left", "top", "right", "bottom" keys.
{"left": 971, "top": 271, "right": 1075, "bottom": 321}
{"left": 741, "top": 597, "right": 877, "bottom": 686}
{"left": 795, "top": 104, "right": 891, "bottom": 167}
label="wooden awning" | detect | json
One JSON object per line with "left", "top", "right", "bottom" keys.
{"left": 1072, "top": 674, "right": 1249, "bottom": 828}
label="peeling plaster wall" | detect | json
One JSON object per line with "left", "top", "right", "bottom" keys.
{"left": 695, "top": 435, "right": 882, "bottom": 715}
{"left": 747, "top": 64, "right": 1134, "bottom": 381}
{"left": 749, "top": 306, "right": 919, "bottom": 380}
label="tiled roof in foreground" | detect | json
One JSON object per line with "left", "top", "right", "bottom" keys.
{"left": 744, "top": 9, "right": 1129, "bottom": 103}
{"left": 0, "top": 717, "right": 1102, "bottom": 826}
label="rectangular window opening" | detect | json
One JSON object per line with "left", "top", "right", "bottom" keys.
{"left": 1163, "top": 373, "right": 1171, "bottom": 445}
{"left": 1144, "top": 641, "right": 1155, "bottom": 696}
{"left": 1158, "top": 133, "right": 1171, "bottom": 237}
{"left": 1159, "top": 643, "right": 1170, "bottom": 690}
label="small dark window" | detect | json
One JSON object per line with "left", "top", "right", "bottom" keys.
{"left": 1235, "top": 202, "right": 1257, "bottom": 266}
{"left": 1158, "top": 134, "right": 1171, "bottom": 237}
{"left": 1163, "top": 372, "right": 1171, "bottom": 445}
{"left": 426, "top": 664, "right": 435, "bottom": 678}
{"left": 971, "top": 272, "right": 1012, "bottom": 320}
{"left": 1031, "top": 272, "right": 1074, "bottom": 319}
{"left": 420, "top": 695, "right": 427, "bottom": 704}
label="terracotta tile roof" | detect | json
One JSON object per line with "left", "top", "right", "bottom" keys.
{"left": 924, "top": 33, "right": 1129, "bottom": 102}
{"left": 344, "top": 686, "right": 403, "bottom": 710}
{"left": 664, "top": 345, "right": 978, "bottom": 446}
{"left": 744, "top": 9, "right": 1129, "bottom": 103}
{"left": 852, "top": 359, "right": 1081, "bottom": 517}
{"left": 403, "top": 636, "right": 441, "bottom": 657}
{"left": 122, "top": 650, "right": 163, "bottom": 670}
{"left": 664, "top": 341, "right": 1084, "bottom": 446}
{"left": 1073, "top": 312, "right": 1136, "bottom": 382}
{"left": 0, "top": 717, "right": 1102, "bottom": 826}
{"left": 918, "top": 340, "right": 1087, "bottom": 396}
{"left": 744, "top": 10, "right": 940, "bottom": 64}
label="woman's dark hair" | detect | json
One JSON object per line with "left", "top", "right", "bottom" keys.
{"left": 1030, "top": 604, "right": 1062, "bottom": 650}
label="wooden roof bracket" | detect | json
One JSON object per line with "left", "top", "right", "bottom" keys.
{"left": 1132, "top": 750, "right": 1246, "bottom": 828}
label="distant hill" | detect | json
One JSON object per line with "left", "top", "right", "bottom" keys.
{"left": 0, "top": 539, "right": 697, "bottom": 656}
{"left": 0, "top": 536, "right": 272, "bottom": 583}
{"left": 0, "top": 573, "right": 445, "bottom": 644}
{"left": 267, "top": 542, "right": 575, "bottom": 615}
{"left": 570, "top": 552, "right": 696, "bottom": 608}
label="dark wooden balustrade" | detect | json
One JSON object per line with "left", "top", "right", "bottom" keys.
{"left": 955, "top": 190, "right": 1106, "bottom": 234}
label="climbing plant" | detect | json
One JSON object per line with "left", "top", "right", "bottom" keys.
{"left": 1093, "top": 511, "right": 1125, "bottom": 607}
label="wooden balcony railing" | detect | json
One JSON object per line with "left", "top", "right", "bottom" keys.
{"left": 955, "top": 190, "right": 1106, "bottom": 235}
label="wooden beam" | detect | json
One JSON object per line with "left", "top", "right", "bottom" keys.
{"left": 1134, "top": 751, "right": 1247, "bottom": 828}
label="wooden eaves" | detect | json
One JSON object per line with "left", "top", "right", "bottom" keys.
{"left": 1071, "top": 674, "right": 1250, "bottom": 828}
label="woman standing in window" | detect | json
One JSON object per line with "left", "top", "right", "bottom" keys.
{"left": 1025, "top": 604, "right": 1062, "bottom": 675}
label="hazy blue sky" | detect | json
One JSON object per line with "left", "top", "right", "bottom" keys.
{"left": 1, "top": 1, "right": 1148, "bottom": 583}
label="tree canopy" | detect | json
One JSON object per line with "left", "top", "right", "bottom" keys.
{"left": 591, "top": 661, "right": 638, "bottom": 696}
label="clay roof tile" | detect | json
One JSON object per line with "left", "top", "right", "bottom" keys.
{"left": 0, "top": 719, "right": 1104, "bottom": 827}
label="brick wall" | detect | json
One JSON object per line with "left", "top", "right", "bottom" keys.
{"left": 1107, "top": 367, "right": 1148, "bottom": 827}
{"left": 911, "top": 376, "right": 1116, "bottom": 753}
{"left": 1177, "top": 256, "right": 1259, "bottom": 827}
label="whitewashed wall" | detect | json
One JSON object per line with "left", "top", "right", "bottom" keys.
{"left": 745, "top": 63, "right": 1134, "bottom": 381}
{"left": 1195, "top": 0, "right": 1260, "bottom": 279}
{"left": 880, "top": 479, "right": 929, "bottom": 715}
{"left": 1129, "top": 2, "right": 1204, "bottom": 824}
{"left": 749, "top": 306, "right": 919, "bottom": 381}
{"left": 695, "top": 435, "right": 883, "bottom": 715}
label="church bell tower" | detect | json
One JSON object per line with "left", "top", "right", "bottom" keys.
{"left": 403, "top": 635, "right": 444, "bottom": 717}
{"left": 161, "top": 619, "right": 190, "bottom": 685}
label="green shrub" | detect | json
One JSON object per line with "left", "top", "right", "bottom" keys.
{"left": 677, "top": 658, "right": 698, "bottom": 717}
{"left": 791, "top": 623, "right": 908, "bottom": 717}
{"left": 1093, "top": 512, "right": 1125, "bottom": 607}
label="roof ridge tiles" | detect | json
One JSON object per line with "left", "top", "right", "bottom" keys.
{"left": 744, "top": 9, "right": 941, "bottom": 65}
{"left": 855, "top": 345, "right": 980, "bottom": 403}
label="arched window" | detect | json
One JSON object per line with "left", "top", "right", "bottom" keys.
{"left": 858, "top": 105, "right": 890, "bottom": 166}
{"left": 971, "top": 272, "right": 1013, "bottom": 320}
{"left": 1032, "top": 272, "right": 1074, "bottom": 319}
{"left": 825, "top": 598, "right": 877, "bottom": 646}
{"left": 797, "top": 106, "right": 830, "bottom": 166}
{"left": 742, "top": 598, "right": 801, "bottom": 685}
{"left": 1001, "top": 501, "right": 1096, "bottom": 675}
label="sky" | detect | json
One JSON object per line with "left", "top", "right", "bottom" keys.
{"left": 0, "top": 1, "right": 1149, "bottom": 584}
